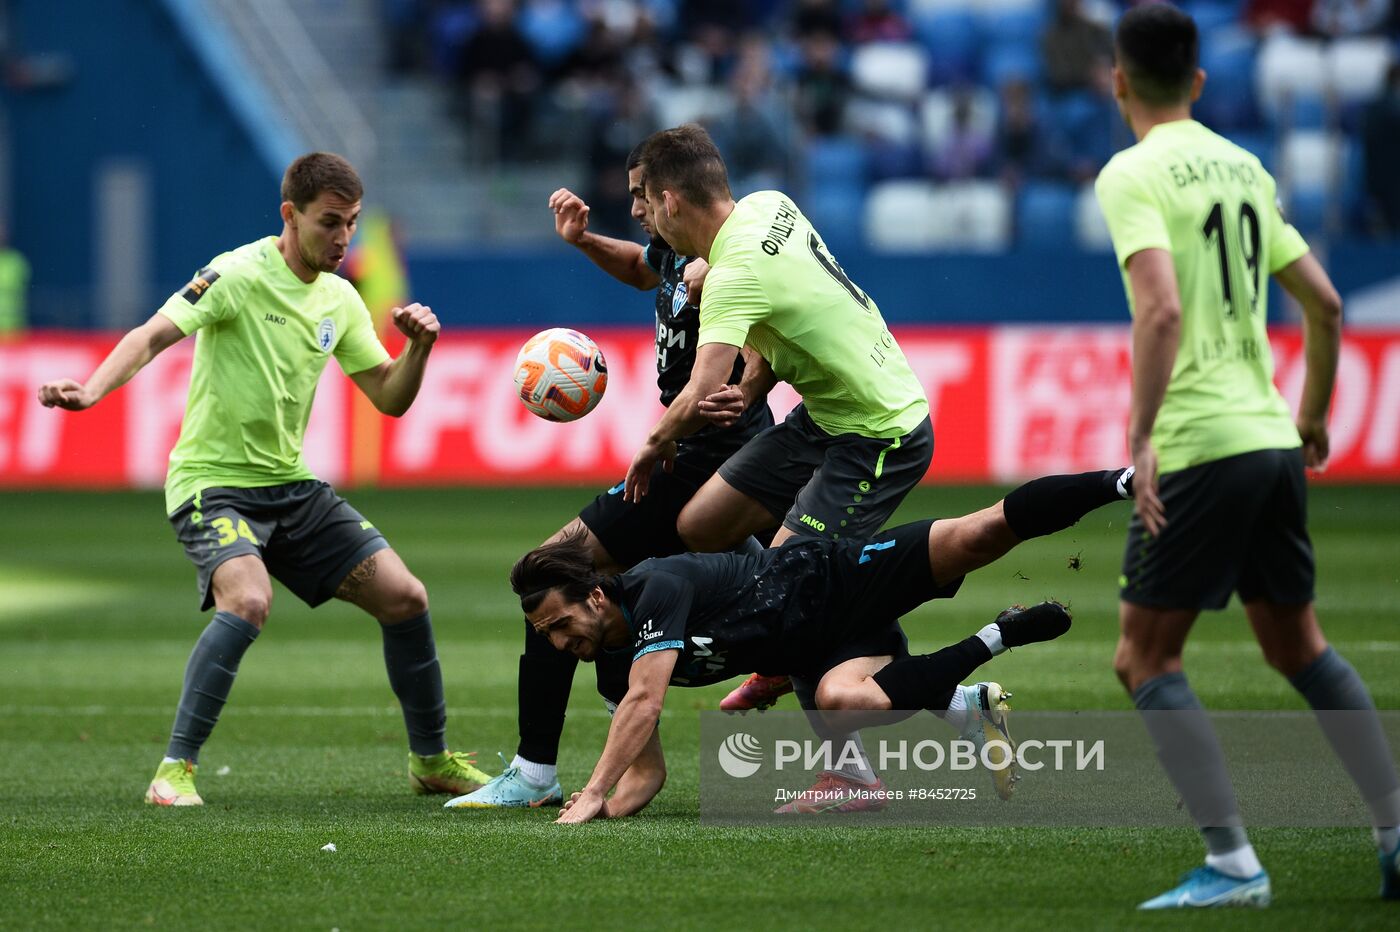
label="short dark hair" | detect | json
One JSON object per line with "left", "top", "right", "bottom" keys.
{"left": 626, "top": 140, "right": 647, "bottom": 173}
{"left": 1115, "top": 3, "right": 1198, "bottom": 107}
{"left": 639, "top": 124, "right": 732, "bottom": 207}
{"left": 281, "top": 152, "right": 363, "bottom": 211}
{"left": 510, "top": 528, "right": 602, "bottom": 614}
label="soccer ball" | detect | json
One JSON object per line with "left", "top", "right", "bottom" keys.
{"left": 513, "top": 328, "right": 608, "bottom": 422}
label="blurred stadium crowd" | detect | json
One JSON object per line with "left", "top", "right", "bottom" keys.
{"left": 381, "top": 0, "right": 1400, "bottom": 250}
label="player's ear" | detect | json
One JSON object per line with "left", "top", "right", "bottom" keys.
{"left": 662, "top": 190, "right": 678, "bottom": 219}
{"left": 1112, "top": 64, "right": 1128, "bottom": 103}
{"left": 279, "top": 200, "right": 297, "bottom": 227}
{"left": 1189, "top": 68, "right": 1206, "bottom": 104}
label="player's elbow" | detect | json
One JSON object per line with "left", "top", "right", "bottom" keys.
{"left": 1312, "top": 288, "right": 1343, "bottom": 330}
{"left": 1139, "top": 300, "right": 1182, "bottom": 335}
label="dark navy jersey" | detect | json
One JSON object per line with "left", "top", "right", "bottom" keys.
{"left": 609, "top": 540, "right": 849, "bottom": 692}
{"left": 645, "top": 243, "right": 771, "bottom": 453}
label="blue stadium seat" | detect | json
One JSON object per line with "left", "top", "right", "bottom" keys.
{"left": 1016, "top": 182, "right": 1077, "bottom": 250}
{"left": 1048, "top": 91, "right": 1099, "bottom": 141}
{"left": 1197, "top": 30, "right": 1258, "bottom": 130}
{"left": 1183, "top": 2, "right": 1239, "bottom": 35}
{"left": 802, "top": 183, "right": 866, "bottom": 251}
{"left": 517, "top": 1, "right": 587, "bottom": 66}
{"left": 1286, "top": 187, "right": 1328, "bottom": 233}
{"left": 980, "top": 42, "right": 1041, "bottom": 87}
{"left": 1231, "top": 130, "right": 1276, "bottom": 173}
{"left": 805, "top": 138, "right": 868, "bottom": 188}
{"left": 1284, "top": 93, "right": 1328, "bottom": 130}
{"left": 912, "top": 10, "right": 980, "bottom": 84}
{"left": 975, "top": 3, "right": 1046, "bottom": 45}
{"left": 865, "top": 139, "right": 924, "bottom": 181}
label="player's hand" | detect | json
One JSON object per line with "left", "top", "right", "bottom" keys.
{"left": 1130, "top": 441, "right": 1167, "bottom": 537}
{"left": 1297, "top": 415, "right": 1330, "bottom": 471}
{"left": 549, "top": 188, "right": 590, "bottom": 245}
{"left": 682, "top": 258, "right": 710, "bottom": 305}
{"left": 391, "top": 303, "right": 439, "bottom": 347}
{"left": 37, "top": 379, "right": 95, "bottom": 411}
{"left": 697, "top": 384, "right": 746, "bottom": 427}
{"left": 556, "top": 789, "right": 609, "bottom": 824}
{"left": 624, "top": 438, "right": 677, "bottom": 503}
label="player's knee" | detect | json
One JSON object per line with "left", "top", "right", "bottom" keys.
{"left": 226, "top": 589, "right": 272, "bottom": 628}
{"left": 815, "top": 679, "right": 875, "bottom": 711}
{"left": 1259, "top": 640, "right": 1322, "bottom": 679}
{"left": 390, "top": 578, "right": 430, "bottom": 621}
{"left": 676, "top": 511, "right": 725, "bottom": 553}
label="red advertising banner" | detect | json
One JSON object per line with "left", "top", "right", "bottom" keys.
{"left": 4, "top": 326, "right": 1399, "bottom": 490}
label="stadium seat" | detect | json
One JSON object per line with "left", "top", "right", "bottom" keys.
{"left": 1231, "top": 130, "right": 1277, "bottom": 173}
{"left": 1074, "top": 181, "right": 1113, "bottom": 252}
{"left": 1197, "top": 27, "right": 1258, "bottom": 130}
{"left": 1255, "top": 33, "right": 1327, "bottom": 123}
{"left": 846, "top": 98, "right": 921, "bottom": 146}
{"left": 802, "top": 183, "right": 866, "bottom": 251}
{"left": 981, "top": 41, "right": 1041, "bottom": 88}
{"left": 1016, "top": 181, "right": 1077, "bottom": 250}
{"left": 805, "top": 137, "right": 869, "bottom": 188}
{"left": 928, "top": 180, "right": 1012, "bottom": 251}
{"left": 919, "top": 87, "right": 998, "bottom": 152}
{"left": 912, "top": 9, "right": 980, "bottom": 84}
{"left": 1327, "top": 37, "right": 1394, "bottom": 104}
{"left": 851, "top": 42, "right": 930, "bottom": 101}
{"left": 975, "top": 0, "right": 1046, "bottom": 46}
{"left": 1285, "top": 186, "right": 1329, "bottom": 233}
{"left": 1281, "top": 130, "right": 1342, "bottom": 190}
{"left": 518, "top": 0, "right": 587, "bottom": 66}
{"left": 650, "top": 85, "right": 732, "bottom": 129}
{"left": 864, "top": 179, "right": 939, "bottom": 250}
{"left": 1182, "top": 1, "right": 1238, "bottom": 35}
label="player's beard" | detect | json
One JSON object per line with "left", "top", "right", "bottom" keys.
{"left": 648, "top": 232, "right": 673, "bottom": 253}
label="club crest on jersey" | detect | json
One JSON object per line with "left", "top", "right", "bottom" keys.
{"left": 317, "top": 317, "right": 336, "bottom": 351}
{"left": 179, "top": 267, "right": 220, "bottom": 304}
{"left": 672, "top": 283, "right": 689, "bottom": 315}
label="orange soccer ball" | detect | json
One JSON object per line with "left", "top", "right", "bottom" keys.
{"left": 512, "top": 328, "right": 609, "bottom": 422}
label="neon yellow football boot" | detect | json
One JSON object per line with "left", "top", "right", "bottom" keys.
{"left": 408, "top": 750, "right": 492, "bottom": 795}
{"left": 145, "top": 759, "right": 203, "bottom": 806}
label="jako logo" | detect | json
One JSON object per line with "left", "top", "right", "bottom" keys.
{"left": 717, "top": 733, "right": 764, "bottom": 778}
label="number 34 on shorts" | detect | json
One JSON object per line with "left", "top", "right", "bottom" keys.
{"left": 193, "top": 513, "right": 261, "bottom": 548}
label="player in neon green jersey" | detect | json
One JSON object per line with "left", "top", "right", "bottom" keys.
{"left": 1095, "top": 4, "right": 1399, "bottom": 909}
{"left": 617, "top": 124, "right": 935, "bottom": 798}
{"left": 38, "top": 152, "right": 488, "bottom": 806}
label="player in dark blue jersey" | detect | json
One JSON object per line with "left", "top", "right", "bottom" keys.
{"left": 449, "top": 144, "right": 776, "bottom": 809}
{"left": 509, "top": 466, "right": 1135, "bottom": 823}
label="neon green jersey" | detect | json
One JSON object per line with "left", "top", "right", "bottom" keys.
{"left": 698, "top": 191, "right": 928, "bottom": 439}
{"left": 156, "top": 237, "right": 390, "bottom": 513}
{"left": 1095, "top": 120, "right": 1310, "bottom": 473}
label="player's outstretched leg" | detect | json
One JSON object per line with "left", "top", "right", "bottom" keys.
{"left": 924, "top": 468, "right": 1132, "bottom": 588}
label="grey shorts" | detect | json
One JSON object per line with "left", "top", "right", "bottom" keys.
{"left": 168, "top": 480, "right": 389, "bottom": 611}
{"left": 1120, "top": 447, "right": 1315, "bottom": 611}
{"left": 718, "top": 404, "right": 934, "bottom": 541}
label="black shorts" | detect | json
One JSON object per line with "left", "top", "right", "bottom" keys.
{"left": 718, "top": 405, "right": 934, "bottom": 541}
{"left": 802, "top": 519, "right": 965, "bottom": 677}
{"left": 578, "top": 445, "right": 735, "bottom": 569}
{"left": 1120, "top": 447, "right": 1315, "bottom": 611}
{"left": 169, "top": 481, "right": 389, "bottom": 611}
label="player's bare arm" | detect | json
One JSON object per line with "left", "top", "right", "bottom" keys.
{"left": 37, "top": 311, "right": 186, "bottom": 411}
{"left": 698, "top": 347, "right": 776, "bottom": 428}
{"left": 349, "top": 302, "right": 439, "bottom": 417}
{"left": 549, "top": 187, "right": 660, "bottom": 290}
{"left": 1273, "top": 252, "right": 1343, "bottom": 470}
{"left": 623, "top": 341, "right": 741, "bottom": 502}
{"left": 1125, "top": 248, "right": 1182, "bottom": 536}
{"left": 556, "top": 648, "right": 676, "bottom": 824}
{"left": 598, "top": 726, "right": 667, "bottom": 817}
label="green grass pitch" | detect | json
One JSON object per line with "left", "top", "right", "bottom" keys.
{"left": 1, "top": 485, "right": 1397, "bottom": 930}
